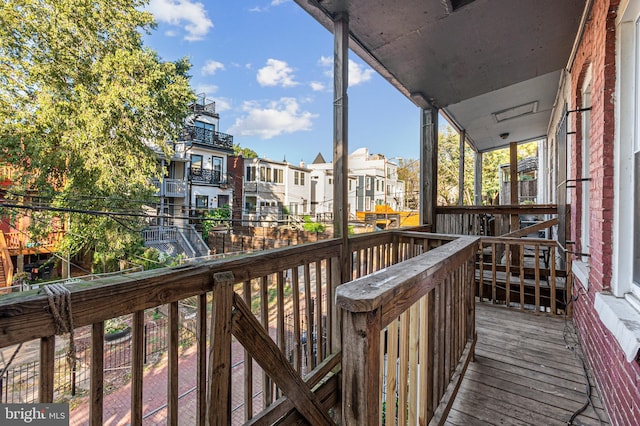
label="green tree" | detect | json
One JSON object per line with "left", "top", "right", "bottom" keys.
{"left": 482, "top": 142, "right": 538, "bottom": 204}
{"left": 437, "top": 127, "right": 475, "bottom": 206}
{"left": 233, "top": 144, "right": 259, "bottom": 158}
{"left": 397, "top": 158, "right": 420, "bottom": 209}
{"left": 201, "top": 205, "right": 231, "bottom": 239}
{"left": 0, "top": 0, "right": 194, "bottom": 260}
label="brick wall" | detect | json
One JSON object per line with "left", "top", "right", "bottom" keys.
{"left": 570, "top": 1, "right": 640, "bottom": 424}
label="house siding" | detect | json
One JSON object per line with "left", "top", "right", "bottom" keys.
{"left": 570, "top": 1, "right": 640, "bottom": 425}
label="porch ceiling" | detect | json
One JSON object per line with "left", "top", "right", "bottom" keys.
{"left": 294, "top": 0, "right": 586, "bottom": 152}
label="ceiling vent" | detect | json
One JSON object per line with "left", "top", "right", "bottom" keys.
{"left": 493, "top": 101, "right": 539, "bottom": 123}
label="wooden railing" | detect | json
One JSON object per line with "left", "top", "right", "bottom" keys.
{"left": 3, "top": 228, "right": 573, "bottom": 425}
{"left": 337, "top": 235, "right": 479, "bottom": 424}
{"left": 0, "top": 238, "right": 346, "bottom": 424}
{"left": 0, "top": 232, "right": 13, "bottom": 287}
{"left": 4, "top": 231, "right": 63, "bottom": 255}
{"left": 435, "top": 205, "right": 558, "bottom": 236}
{"left": 477, "top": 236, "right": 572, "bottom": 317}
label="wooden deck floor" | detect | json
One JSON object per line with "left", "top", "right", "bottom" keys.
{"left": 446, "top": 302, "right": 610, "bottom": 426}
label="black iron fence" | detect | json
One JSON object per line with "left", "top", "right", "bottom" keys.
{"left": 0, "top": 314, "right": 196, "bottom": 403}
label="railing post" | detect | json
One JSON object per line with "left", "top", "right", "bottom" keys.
{"left": 207, "top": 271, "right": 234, "bottom": 426}
{"left": 341, "top": 308, "right": 382, "bottom": 424}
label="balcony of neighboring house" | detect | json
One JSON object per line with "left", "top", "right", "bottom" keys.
{"left": 153, "top": 178, "right": 187, "bottom": 198}
{"left": 3, "top": 230, "right": 64, "bottom": 257}
{"left": 189, "top": 168, "right": 232, "bottom": 188}
{"left": 180, "top": 125, "right": 234, "bottom": 151}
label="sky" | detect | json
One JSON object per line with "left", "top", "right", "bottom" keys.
{"left": 142, "top": 0, "right": 423, "bottom": 165}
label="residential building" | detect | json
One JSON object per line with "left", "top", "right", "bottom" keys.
{"left": 308, "top": 152, "right": 357, "bottom": 221}
{"left": 242, "top": 157, "right": 311, "bottom": 226}
{"left": 144, "top": 94, "right": 234, "bottom": 258}
{"left": 348, "top": 148, "right": 405, "bottom": 215}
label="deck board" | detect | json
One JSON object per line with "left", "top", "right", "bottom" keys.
{"left": 446, "top": 302, "right": 610, "bottom": 426}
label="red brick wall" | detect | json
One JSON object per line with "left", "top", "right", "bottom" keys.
{"left": 569, "top": 1, "right": 640, "bottom": 425}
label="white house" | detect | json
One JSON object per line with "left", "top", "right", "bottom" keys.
{"left": 242, "top": 157, "right": 312, "bottom": 226}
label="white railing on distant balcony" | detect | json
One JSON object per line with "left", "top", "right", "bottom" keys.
{"left": 142, "top": 226, "right": 177, "bottom": 243}
{"left": 153, "top": 178, "right": 187, "bottom": 198}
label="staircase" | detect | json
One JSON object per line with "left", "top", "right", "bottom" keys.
{"left": 142, "top": 225, "right": 210, "bottom": 260}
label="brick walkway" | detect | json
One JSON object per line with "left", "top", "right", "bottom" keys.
{"left": 69, "top": 339, "right": 265, "bottom": 425}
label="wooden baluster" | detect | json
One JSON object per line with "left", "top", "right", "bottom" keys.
{"left": 290, "top": 269, "right": 302, "bottom": 373}
{"left": 197, "top": 293, "right": 207, "bottom": 425}
{"left": 385, "top": 319, "right": 399, "bottom": 424}
{"left": 520, "top": 243, "right": 526, "bottom": 309}
{"left": 168, "top": 301, "right": 179, "bottom": 425}
{"left": 304, "top": 263, "right": 314, "bottom": 370}
{"left": 315, "top": 260, "right": 323, "bottom": 362}
{"left": 491, "top": 242, "right": 497, "bottom": 303}
{"left": 505, "top": 243, "right": 511, "bottom": 307}
{"left": 408, "top": 303, "right": 419, "bottom": 425}
{"left": 39, "top": 336, "right": 55, "bottom": 403}
{"left": 550, "top": 246, "right": 557, "bottom": 315}
{"left": 534, "top": 245, "right": 541, "bottom": 313}
{"left": 207, "top": 272, "right": 234, "bottom": 425}
{"left": 259, "top": 275, "right": 272, "bottom": 407}
{"left": 90, "top": 323, "right": 104, "bottom": 426}
{"left": 342, "top": 309, "right": 382, "bottom": 424}
{"left": 398, "top": 310, "right": 410, "bottom": 425}
{"left": 131, "top": 311, "right": 145, "bottom": 425}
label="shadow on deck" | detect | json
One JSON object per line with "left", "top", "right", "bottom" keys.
{"left": 447, "top": 302, "right": 610, "bottom": 426}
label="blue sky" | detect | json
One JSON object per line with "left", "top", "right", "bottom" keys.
{"left": 143, "top": 0, "right": 422, "bottom": 165}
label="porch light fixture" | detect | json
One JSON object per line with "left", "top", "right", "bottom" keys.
{"left": 493, "top": 101, "right": 539, "bottom": 123}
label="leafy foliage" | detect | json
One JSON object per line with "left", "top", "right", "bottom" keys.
{"left": 201, "top": 205, "right": 231, "bottom": 239}
{"left": 302, "top": 215, "right": 326, "bottom": 233}
{"left": 481, "top": 142, "right": 537, "bottom": 204}
{"left": 437, "top": 126, "right": 475, "bottom": 205}
{"left": 0, "top": 0, "right": 195, "bottom": 260}
{"left": 233, "top": 144, "right": 258, "bottom": 158}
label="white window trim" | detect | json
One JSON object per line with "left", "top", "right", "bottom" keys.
{"left": 594, "top": 0, "right": 640, "bottom": 364}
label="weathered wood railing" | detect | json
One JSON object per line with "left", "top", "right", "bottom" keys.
{"left": 4, "top": 231, "right": 63, "bottom": 255}
{"left": 477, "top": 236, "right": 572, "bottom": 316}
{"left": 435, "top": 205, "right": 558, "bottom": 236}
{"left": 0, "top": 238, "right": 349, "bottom": 425}
{"left": 337, "top": 235, "right": 479, "bottom": 425}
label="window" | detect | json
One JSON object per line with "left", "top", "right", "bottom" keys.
{"left": 245, "top": 196, "right": 257, "bottom": 214}
{"left": 194, "top": 120, "right": 215, "bottom": 143}
{"left": 195, "top": 195, "right": 208, "bottom": 209}
{"left": 213, "top": 156, "right": 223, "bottom": 182}
{"left": 260, "top": 166, "right": 271, "bottom": 182}
{"left": 366, "top": 177, "right": 372, "bottom": 191}
{"left": 299, "top": 171, "right": 305, "bottom": 186}
{"left": 246, "top": 166, "right": 256, "bottom": 182}
{"left": 191, "top": 154, "right": 203, "bottom": 175}
{"left": 295, "top": 171, "right": 305, "bottom": 185}
{"left": 274, "top": 168, "right": 284, "bottom": 184}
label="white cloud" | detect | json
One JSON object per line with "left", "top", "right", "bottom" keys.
{"left": 201, "top": 60, "right": 225, "bottom": 75}
{"left": 249, "top": 0, "right": 290, "bottom": 13}
{"left": 213, "top": 98, "right": 232, "bottom": 113}
{"left": 228, "top": 98, "right": 316, "bottom": 139}
{"left": 194, "top": 84, "right": 218, "bottom": 96}
{"left": 318, "top": 56, "right": 374, "bottom": 87}
{"left": 310, "top": 81, "right": 325, "bottom": 91}
{"left": 257, "top": 59, "right": 298, "bottom": 87}
{"left": 348, "top": 59, "right": 374, "bottom": 85}
{"left": 147, "top": 0, "right": 213, "bottom": 41}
